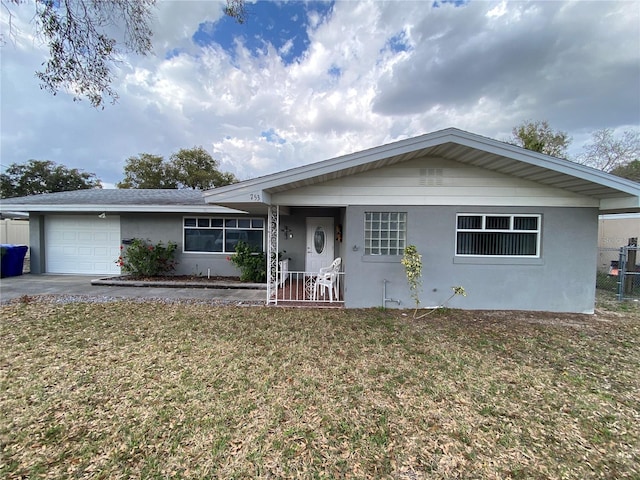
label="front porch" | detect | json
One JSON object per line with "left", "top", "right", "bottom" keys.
{"left": 271, "top": 265, "right": 345, "bottom": 306}
{"left": 265, "top": 205, "right": 346, "bottom": 306}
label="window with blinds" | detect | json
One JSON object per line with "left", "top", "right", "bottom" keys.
{"left": 456, "top": 214, "right": 540, "bottom": 257}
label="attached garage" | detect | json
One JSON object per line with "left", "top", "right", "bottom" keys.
{"left": 45, "top": 215, "right": 121, "bottom": 275}
{"left": 0, "top": 189, "right": 236, "bottom": 276}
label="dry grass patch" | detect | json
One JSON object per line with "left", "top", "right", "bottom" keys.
{"left": 1, "top": 297, "right": 639, "bottom": 479}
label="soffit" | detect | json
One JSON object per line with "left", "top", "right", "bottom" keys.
{"left": 264, "top": 142, "right": 634, "bottom": 200}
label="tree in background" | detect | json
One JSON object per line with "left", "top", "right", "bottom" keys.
{"left": 510, "top": 120, "right": 639, "bottom": 182}
{"left": 510, "top": 120, "right": 571, "bottom": 158}
{"left": 576, "top": 129, "right": 639, "bottom": 173}
{"left": 610, "top": 160, "right": 640, "bottom": 183}
{"left": 171, "top": 146, "right": 238, "bottom": 190}
{"left": 117, "top": 147, "right": 237, "bottom": 190}
{"left": 117, "top": 153, "right": 178, "bottom": 189}
{"left": 0, "top": 160, "right": 101, "bottom": 199}
{"left": 3, "top": 0, "right": 247, "bottom": 108}
{"left": 224, "top": 0, "right": 248, "bottom": 23}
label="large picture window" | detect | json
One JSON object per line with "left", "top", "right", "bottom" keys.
{"left": 456, "top": 214, "right": 540, "bottom": 257}
{"left": 364, "top": 212, "right": 407, "bottom": 255}
{"left": 184, "top": 217, "right": 264, "bottom": 253}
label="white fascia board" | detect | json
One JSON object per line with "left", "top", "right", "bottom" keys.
{"left": 599, "top": 196, "right": 640, "bottom": 213}
{"left": 599, "top": 212, "right": 640, "bottom": 219}
{"left": 0, "top": 204, "right": 245, "bottom": 214}
{"left": 0, "top": 211, "right": 29, "bottom": 218}
{"left": 204, "top": 187, "right": 271, "bottom": 205}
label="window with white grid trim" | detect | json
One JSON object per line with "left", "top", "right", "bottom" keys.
{"left": 456, "top": 214, "right": 540, "bottom": 257}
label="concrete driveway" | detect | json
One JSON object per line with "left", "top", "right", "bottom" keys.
{"left": 0, "top": 274, "right": 266, "bottom": 304}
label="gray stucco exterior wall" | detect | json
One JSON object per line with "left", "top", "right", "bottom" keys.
{"left": 343, "top": 205, "right": 599, "bottom": 313}
{"left": 28, "top": 215, "right": 45, "bottom": 274}
{"left": 27, "top": 212, "right": 267, "bottom": 278}
{"left": 121, "top": 213, "right": 250, "bottom": 277}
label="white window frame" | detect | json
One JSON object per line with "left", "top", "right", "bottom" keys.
{"left": 455, "top": 213, "right": 541, "bottom": 258}
{"left": 364, "top": 212, "right": 407, "bottom": 256}
{"left": 183, "top": 216, "right": 265, "bottom": 254}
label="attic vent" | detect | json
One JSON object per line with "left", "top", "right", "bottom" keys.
{"left": 419, "top": 168, "right": 443, "bottom": 186}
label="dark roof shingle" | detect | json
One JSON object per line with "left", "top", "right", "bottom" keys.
{"left": 1, "top": 189, "right": 207, "bottom": 206}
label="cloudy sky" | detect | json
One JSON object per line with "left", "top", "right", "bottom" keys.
{"left": 1, "top": 0, "right": 639, "bottom": 188}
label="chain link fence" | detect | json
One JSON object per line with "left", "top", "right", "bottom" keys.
{"left": 597, "top": 246, "right": 640, "bottom": 301}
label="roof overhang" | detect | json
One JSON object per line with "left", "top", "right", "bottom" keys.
{"left": 0, "top": 211, "right": 29, "bottom": 219}
{"left": 0, "top": 189, "right": 248, "bottom": 216}
{"left": 599, "top": 196, "right": 640, "bottom": 214}
{"left": 204, "top": 128, "right": 640, "bottom": 214}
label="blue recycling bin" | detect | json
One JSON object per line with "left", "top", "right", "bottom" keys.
{"left": 0, "top": 244, "right": 29, "bottom": 278}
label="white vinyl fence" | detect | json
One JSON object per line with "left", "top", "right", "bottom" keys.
{"left": 0, "top": 219, "right": 29, "bottom": 245}
{"left": 0, "top": 219, "right": 30, "bottom": 273}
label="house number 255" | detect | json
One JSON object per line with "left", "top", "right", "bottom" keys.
{"left": 249, "top": 193, "right": 261, "bottom": 202}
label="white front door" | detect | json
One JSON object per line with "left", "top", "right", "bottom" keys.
{"left": 305, "top": 217, "right": 334, "bottom": 273}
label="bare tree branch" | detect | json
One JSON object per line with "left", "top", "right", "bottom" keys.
{"left": 2, "top": 0, "right": 246, "bottom": 108}
{"left": 576, "top": 129, "right": 640, "bottom": 172}
{"left": 33, "top": 0, "right": 156, "bottom": 108}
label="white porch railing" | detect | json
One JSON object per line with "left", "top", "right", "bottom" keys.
{"left": 272, "top": 269, "right": 344, "bottom": 304}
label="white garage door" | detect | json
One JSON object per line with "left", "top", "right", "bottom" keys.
{"left": 45, "top": 215, "right": 121, "bottom": 275}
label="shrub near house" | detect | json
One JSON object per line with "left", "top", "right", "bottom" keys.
{"left": 228, "top": 241, "right": 266, "bottom": 282}
{"left": 117, "top": 238, "right": 177, "bottom": 277}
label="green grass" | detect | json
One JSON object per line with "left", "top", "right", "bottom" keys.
{"left": 1, "top": 297, "right": 639, "bottom": 479}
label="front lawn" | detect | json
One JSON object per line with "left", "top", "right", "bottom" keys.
{"left": 1, "top": 298, "right": 638, "bottom": 479}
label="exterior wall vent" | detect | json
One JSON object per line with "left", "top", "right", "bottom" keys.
{"left": 419, "top": 168, "right": 444, "bottom": 186}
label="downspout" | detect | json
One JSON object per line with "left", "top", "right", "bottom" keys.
{"left": 383, "top": 279, "right": 401, "bottom": 307}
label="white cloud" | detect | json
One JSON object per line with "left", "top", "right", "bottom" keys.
{"left": 1, "top": 0, "right": 638, "bottom": 187}
{"left": 150, "top": 0, "right": 227, "bottom": 54}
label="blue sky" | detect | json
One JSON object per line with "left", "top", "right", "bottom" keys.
{"left": 193, "top": 1, "right": 334, "bottom": 65}
{"left": 1, "top": 0, "right": 639, "bottom": 187}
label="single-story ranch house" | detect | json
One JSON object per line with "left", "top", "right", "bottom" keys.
{"left": 2, "top": 128, "right": 639, "bottom": 313}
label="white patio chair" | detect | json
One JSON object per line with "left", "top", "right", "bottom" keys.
{"left": 313, "top": 257, "right": 341, "bottom": 302}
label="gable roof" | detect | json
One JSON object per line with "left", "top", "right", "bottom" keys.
{"left": 0, "top": 189, "right": 239, "bottom": 214}
{"left": 203, "top": 128, "right": 640, "bottom": 214}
